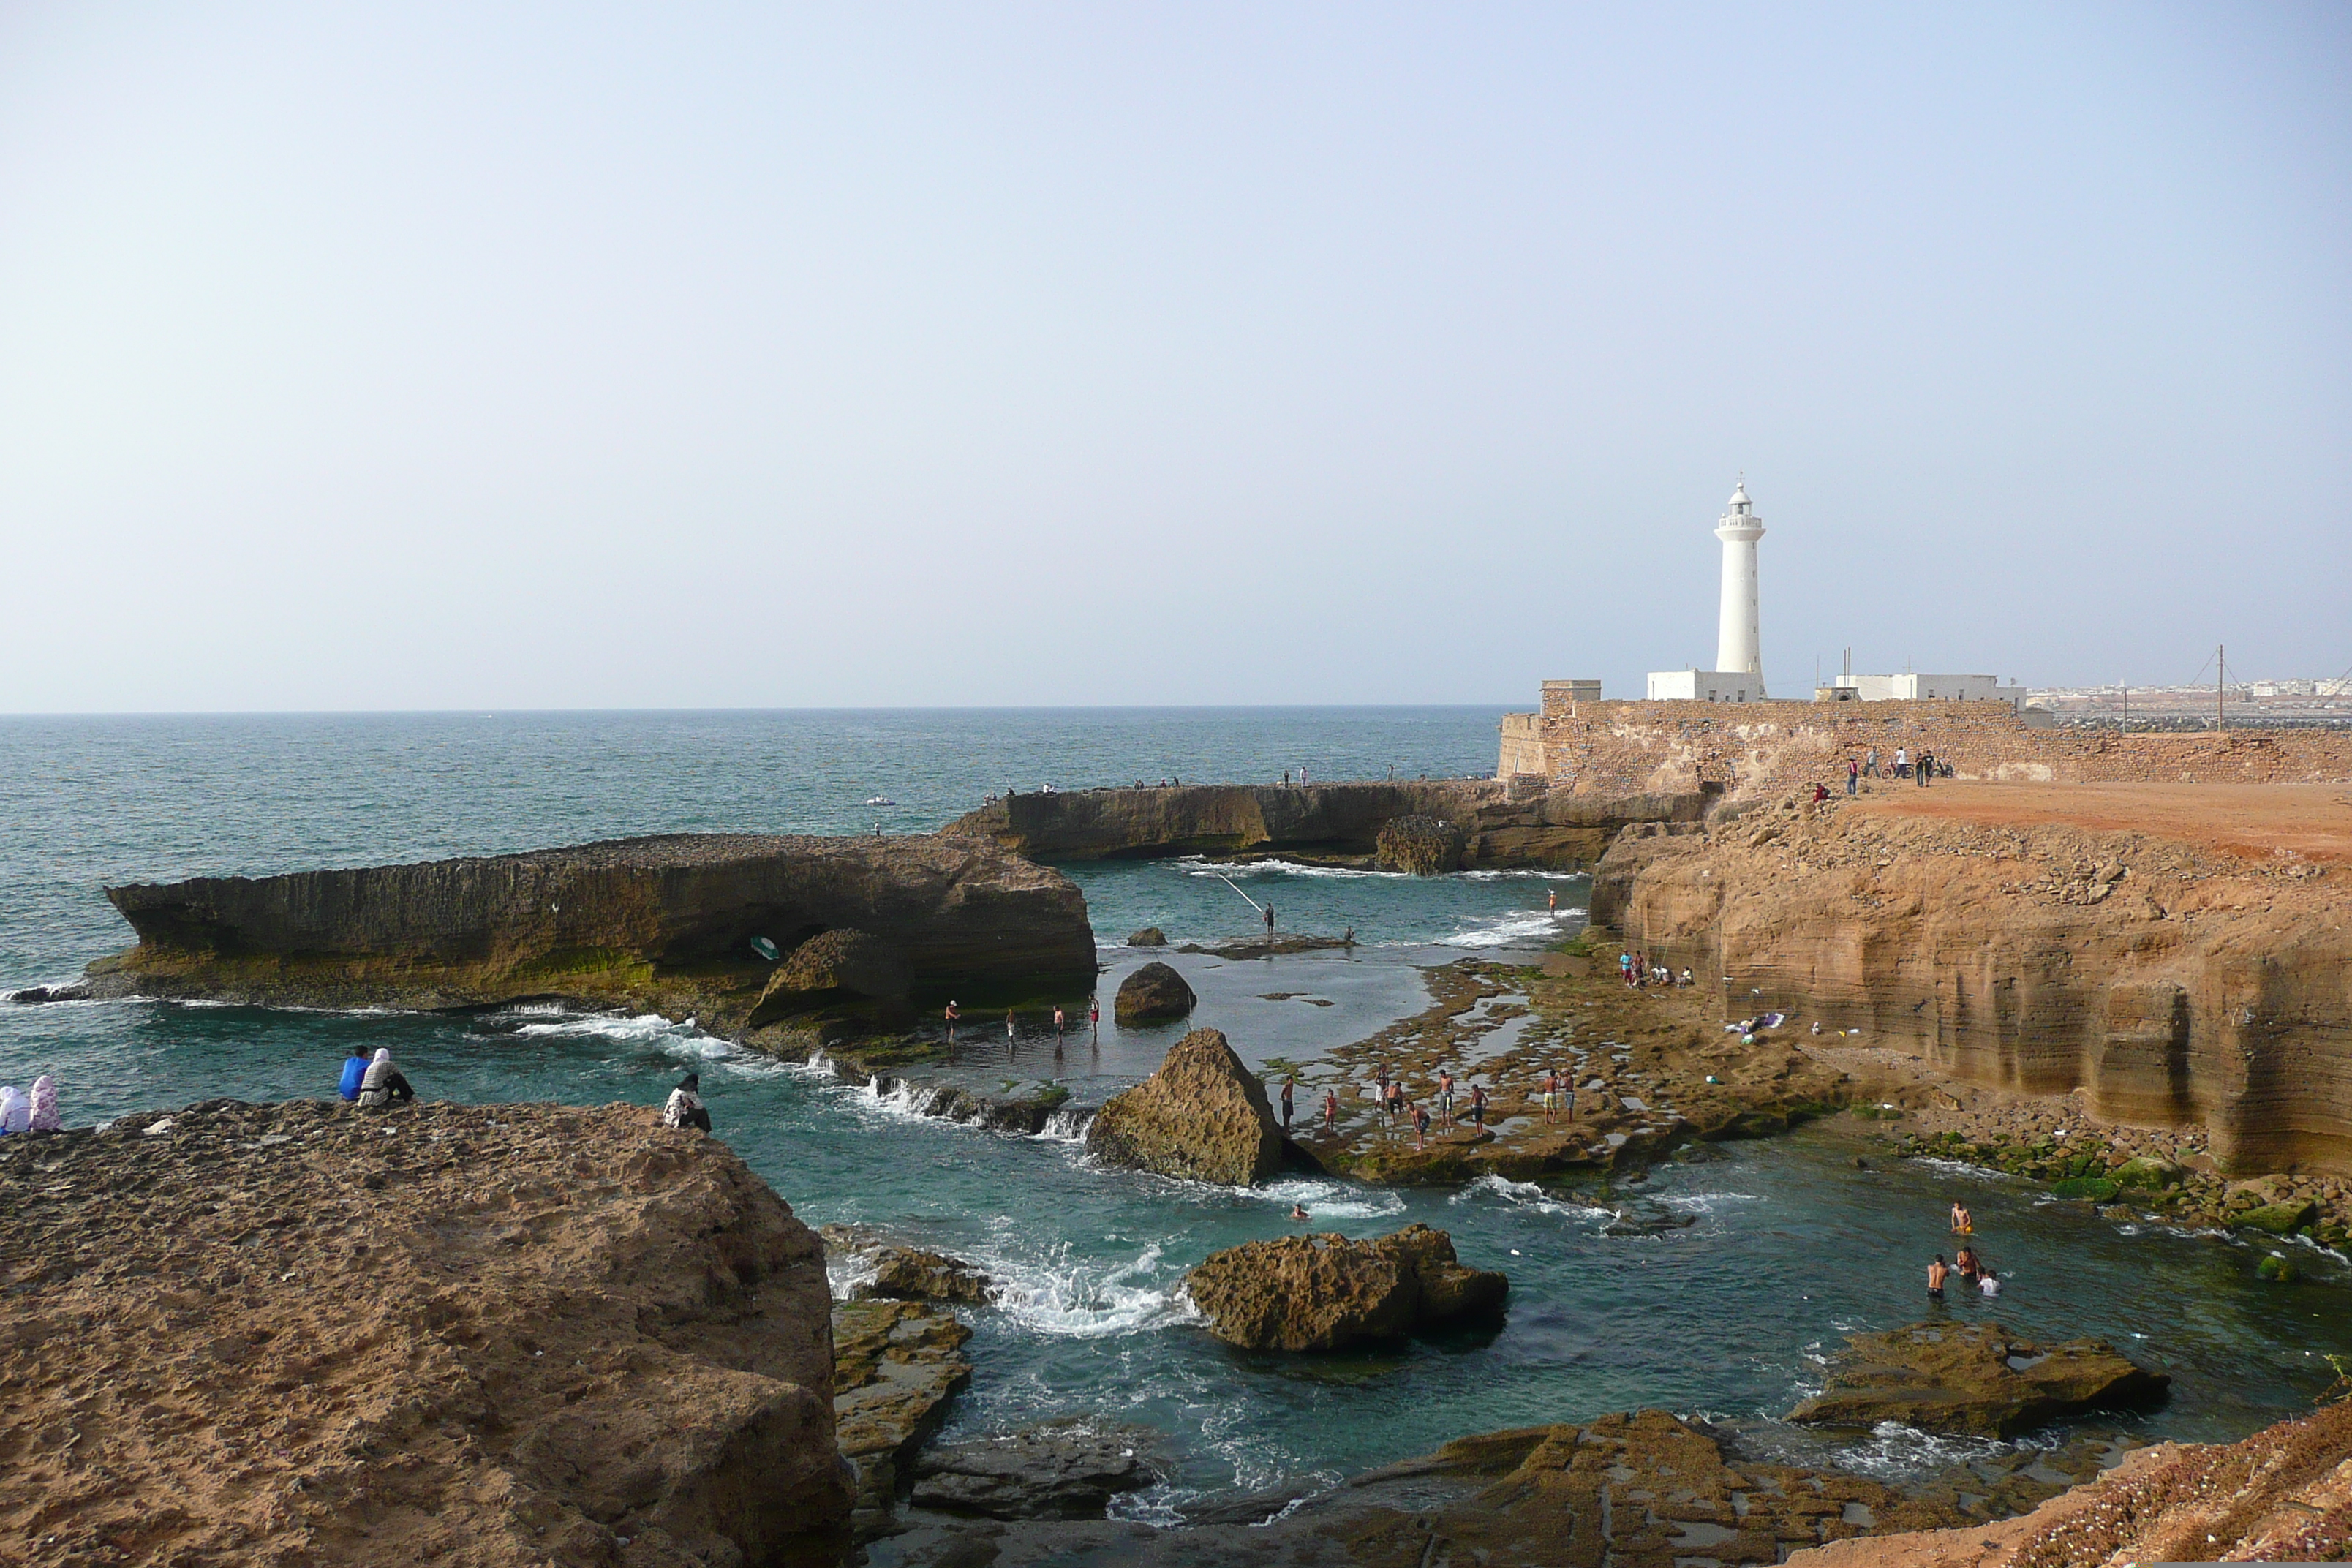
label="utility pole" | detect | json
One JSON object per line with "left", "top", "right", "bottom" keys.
{"left": 2216, "top": 644, "right": 2225, "bottom": 730}
{"left": 2121, "top": 683, "right": 2129, "bottom": 728}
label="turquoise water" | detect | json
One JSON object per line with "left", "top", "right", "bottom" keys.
{"left": 2, "top": 709, "right": 2345, "bottom": 1518}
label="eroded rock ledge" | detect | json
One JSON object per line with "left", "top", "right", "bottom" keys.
{"left": 0, "top": 1100, "right": 851, "bottom": 1567}
{"left": 945, "top": 781, "right": 1705, "bottom": 869}
{"left": 1602, "top": 789, "right": 2352, "bottom": 1175}
{"left": 84, "top": 832, "right": 1097, "bottom": 1030}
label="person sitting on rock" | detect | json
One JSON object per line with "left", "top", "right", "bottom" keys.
{"left": 0, "top": 1085, "right": 23, "bottom": 1135}
{"left": 355, "top": 1049, "right": 414, "bottom": 1109}
{"left": 338, "top": 1044, "right": 372, "bottom": 1102}
{"left": 663, "top": 1072, "right": 712, "bottom": 1133}
{"left": 28, "top": 1074, "right": 59, "bottom": 1132}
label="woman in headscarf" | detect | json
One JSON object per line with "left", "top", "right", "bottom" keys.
{"left": 0, "top": 1085, "right": 23, "bottom": 1134}
{"left": 29, "top": 1075, "right": 59, "bottom": 1132}
{"left": 663, "top": 1072, "right": 712, "bottom": 1133}
{"left": 355, "top": 1048, "right": 414, "bottom": 1109}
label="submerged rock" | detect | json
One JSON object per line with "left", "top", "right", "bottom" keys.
{"left": 1114, "top": 960, "right": 1196, "bottom": 1022}
{"left": 1787, "top": 1321, "right": 2168, "bottom": 1438}
{"left": 1185, "top": 1223, "right": 1508, "bottom": 1350}
{"left": 1086, "top": 1027, "right": 1282, "bottom": 1186}
{"left": 908, "top": 1420, "right": 1161, "bottom": 1519}
{"left": 2239, "top": 1198, "right": 2318, "bottom": 1235}
{"left": 821, "top": 1224, "right": 997, "bottom": 1305}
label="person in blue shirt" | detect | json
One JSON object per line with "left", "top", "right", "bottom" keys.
{"left": 338, "top": 1046, "right": 371, "bottom": 1102}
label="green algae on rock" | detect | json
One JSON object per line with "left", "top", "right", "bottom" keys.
{"left": 1788, "top": 1321, "right": 2168, "bottom": 1439}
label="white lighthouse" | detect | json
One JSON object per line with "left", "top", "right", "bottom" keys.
{"left": 1714, "top": 480, "right": 1765, "bottom": 691}
{"left": 1646, "top": 478, "right": 1771, "bottom": 702}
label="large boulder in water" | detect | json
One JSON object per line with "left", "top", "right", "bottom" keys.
{"left": 1086, "top": 1028, "right": 1281, "bottom": 1186}
{"left": 1114, "top": 961, "right": 1196, "bottom": 1023}
{"left": 1376, "top": 815, "right": 1466, "bottom": 875}
{"left": 1787, "top": 1321, "right": 2168, "bottom": 1438}
{"left": 1186, "top": 1224, "right": 1509, "bottom": 1350}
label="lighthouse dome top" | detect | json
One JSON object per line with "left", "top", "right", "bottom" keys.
{"left": 1726, "top": 481, "right": 1753, "bottom": 513}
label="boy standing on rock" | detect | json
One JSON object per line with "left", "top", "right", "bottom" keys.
{"left": 1281, "top": 1077, "right": 1295, "bottom": 1131}
{"left": 1437, "top": 1068, "right": 1456, "bottom": 1128}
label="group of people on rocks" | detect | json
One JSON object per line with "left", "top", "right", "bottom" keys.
{"left": 1841, "top": 746, "right": 1953, "bottom": 796}
{"left": 0, "top": 1076, "right": 61, "bottom": 1134}
{"left": 1927, "top": 1199, "right": 2002, "bottom": 1301}
{"left": 323, "top": 1044, "right": 715, "bottom": 1134}
{"left": 1618, "top": 952, "right": 1692, "bottom": 988}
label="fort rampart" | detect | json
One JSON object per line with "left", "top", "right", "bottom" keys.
{"left": 1501, "top": 698, "right": 2352, "bottom": 801}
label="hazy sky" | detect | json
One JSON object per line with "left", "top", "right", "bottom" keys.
{"left": 3, "top": 4, "right": 2346, "bottom": 711}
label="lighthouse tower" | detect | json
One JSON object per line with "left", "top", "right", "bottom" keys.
{"left": 1714, "top": 479, "right": 1765, "bottom": 693}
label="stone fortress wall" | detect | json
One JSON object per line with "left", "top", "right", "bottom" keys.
{"left": 1501, "top": 695, "right": 2352, "bottom": 801}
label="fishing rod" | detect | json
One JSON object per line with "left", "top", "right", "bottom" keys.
{"left": 1210, "top": 871, "right": 1265, "bottom": 916}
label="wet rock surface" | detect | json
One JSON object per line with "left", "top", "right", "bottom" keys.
{"left": 1126, "top": 927, "right": 1168, "bottom": 946}
{"left": 1185, "top": 1223, "right": 1508, "bottom": 1351}
{"left": 0, "top": 1098, "right": 852, "bottom": 1568}
{"left": 906, "top": 1420, "right": 1161, "bottom": 1520}
{"left": 821, "top": 1224, "right": 997, "bottom": 1305}
{"left": 1374, "top": 814, "right": 1467, "bottom": 875}
{"left": 874, "top": 1407, "right": 1961, "bottom": 1567}
{"left": 1113, "top": 960, "right": 1196, "bottom": 1022}
{"left": 1787, "top": 1321, "right": 2168, "bottom": 1439}
{"left": 832, "top": 1298, "right": 973, "bottom": 1531}
{"left": 1086, "top": 1027, "right": 1284, "bottom": 1186}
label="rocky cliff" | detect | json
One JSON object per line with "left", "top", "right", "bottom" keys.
{"left": 1599, "top": 786, "right": 2352, "bottom": 1175}
{"left": 0, "top": 1100, "right": 851, "bottom": 1567}
{"left": 945, "top": 782, "right": 1706, "bottom": 869}
{"left": 86, "top": 832, "right": 1097, "bottom": 1025}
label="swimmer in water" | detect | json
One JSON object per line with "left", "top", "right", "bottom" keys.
{"left": 1950, "top": 1202, "right": 1972, "bottom": 1234}
{"left": 1290, "top": 1202, "right": 1310, "bottom": 1221}
{"left": 1926, "top": 1254, "right": 1950, "bottom": 1303}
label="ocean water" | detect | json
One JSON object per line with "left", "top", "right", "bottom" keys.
{"left": 1, "top": 708, "right": 2346, "bottom": 1518}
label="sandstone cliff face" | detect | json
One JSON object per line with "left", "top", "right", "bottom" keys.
{"left": 88, "top": 832, "right": 1096, "bottom": 1021}
{"left": 1604, "top": 794, "right": 2352, "bottom": 1175}
{"left": 945, "top": 783, "right": 1705, "bottom": 870}
{"left": 0, "top": 1100, "right": 851, "bottom": 1567}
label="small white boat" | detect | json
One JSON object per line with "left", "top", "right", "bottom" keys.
{"left": 864, "top": 795, "right": 896, "bottom": 806}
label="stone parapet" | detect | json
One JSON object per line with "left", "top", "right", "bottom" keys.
{"left": 1509, "top": 698, "right": 2352, "bottom": 800}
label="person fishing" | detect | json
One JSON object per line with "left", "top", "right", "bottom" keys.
{"left": 664, "top": 1071, "right": 712, "bottom": 1132}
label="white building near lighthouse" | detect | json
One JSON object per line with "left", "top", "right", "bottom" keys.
{"left": 1648, "top": 480, "right": 1770, "bottom": 702}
